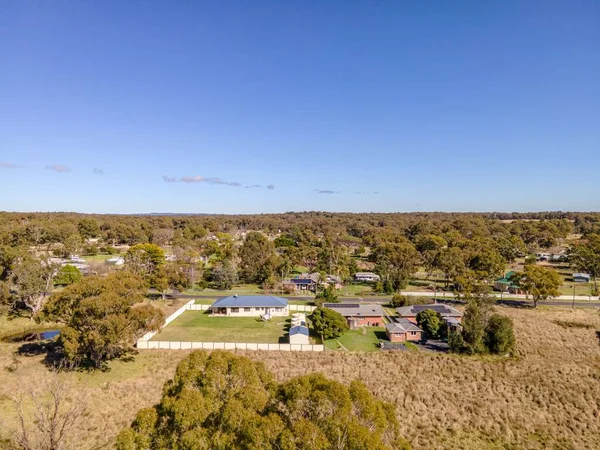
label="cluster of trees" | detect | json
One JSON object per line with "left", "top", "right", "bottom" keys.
{"left": 0, "top": 212, "right": 590, "bottom": 295}
{"left": 116, "top": 351, "right": 411, "bottom": 450}
{"left": 449, "top": 294, "right": 516, "bottom": 356}
{"left": 39, "top": 272, "right": 165, "bottom": 369}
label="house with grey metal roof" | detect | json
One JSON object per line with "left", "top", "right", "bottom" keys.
{"left": 354, "top": 272, "right": 380, "bottom": 282}
{"left": 396, "top": 304, "right": 462, "bottom": 324}
{"left": 324, "top": 303, "right": 384, "bottom": 328}
{"left": 385, "top": 318, "right": 423, "bottom": 343}
{"left": 210, "top": 295, "right": 289, "bottom": 317}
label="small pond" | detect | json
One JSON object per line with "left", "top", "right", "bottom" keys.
{"left": 2, "top": 329, "right": 60, "bottom": 343}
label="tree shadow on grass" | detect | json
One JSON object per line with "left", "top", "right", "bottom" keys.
{"left": 596, "top": 331, "right": 600, "bottom": 346}
{"left": 496, "top": 300, "right": 535, "bottom": 309}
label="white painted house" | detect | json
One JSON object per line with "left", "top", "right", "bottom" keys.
{"left": 354, "top": 272, "right": 380, "bottom": 282}
{"left": 209, "top": 295, "right": 289, "bottom": 317}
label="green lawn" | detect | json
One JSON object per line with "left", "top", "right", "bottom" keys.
{"left": 194, "top": 298, "right": 217, "bottom": 305}
{"left": 151, "top": 311, "right": 290, "bottom": 343}
{"left": 324, "top": 327, "right": 387, "bottom": 352}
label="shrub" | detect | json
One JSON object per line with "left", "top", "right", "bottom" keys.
{"left": 116, "top": 351, "right": 411, "bottom": 450}
{"left": 54, "top": 264, "right": 83, "bottom": 286}
{"left": 311, "top": 307, "right": 349, "bottom": 339}
{"left": 416, "top": 309, "right": 446, "bottom": 340}
{"left": 315, "top": 285, "right": 339, "bottom": 307}
{"left": 484, "top": 314, "right": 516, "bottom": 355}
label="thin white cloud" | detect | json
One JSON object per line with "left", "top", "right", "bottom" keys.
{"left": 314, "top": 189, "right": 341, "bottom": 194}
{"left": 356, "top": 191, "right": 381, "bottom": 195}
{"left": 163, "top": 175, "right": 274, "bottom": 190}
{"left": 93, "top": 168, "right": 104, "bottom": 175}
{"left": 45, "top": 164, "right": 71, "bottom": 173}
{"left": 0, "top": 162, "right": 22, "bottom": 169}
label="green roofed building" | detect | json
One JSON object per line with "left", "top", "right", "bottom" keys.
{"left": 494, "top": 271, "right": 519, "bottom": 293}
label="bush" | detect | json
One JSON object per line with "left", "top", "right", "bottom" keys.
{"left": 389, "top": 294, "right": 430, "bottom": 308}
{"left": 311, "top": 307, "right": 349, "bottom": 339}
{"left": 116, "top": 351, "right": 411, "bottom": 450}
{"left": 53, "top": 265, "right": 83, "bottom": 286}
{"left": 416, "top": 309, "right": 446, "bottom": 340}
{"left": 82, "top": 245, "right": 99, "bottom": 256}
{"left": 315, "top": 285, "right": 339, "bottom": 307}
{"left": 484, "top": 314, "right": 516, "bottom": 355}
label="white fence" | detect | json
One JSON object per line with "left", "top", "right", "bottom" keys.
{"left": 136, "top": 299, "right": 321, "bottom": 352}
{"left": 137, "top": 341, "right": 324, "bottom": 351}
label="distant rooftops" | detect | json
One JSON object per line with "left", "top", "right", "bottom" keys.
{"left": 396, "top": 304, "right": 462, "bottom": 318}
{"left": 211, "top": 295, "right": 288, "bottom": 308}
{"left": 324, "top": 303, "right": 384, "bottom": 317}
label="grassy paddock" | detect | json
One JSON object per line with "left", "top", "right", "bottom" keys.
{"left": 150, "top": 311, "right": 290, "bottom": 343}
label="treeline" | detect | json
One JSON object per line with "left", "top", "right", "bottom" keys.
{"left": 1, "top": 211, "right": 598, "bottom": 248}
{"left": 2, "top": 211, "right": 599, "bottom": 306}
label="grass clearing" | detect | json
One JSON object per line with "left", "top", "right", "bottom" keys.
{"left": 150, "top": 311, "right": 290, "bottom": 343}
{"left": 325, "top": 327, "right": 387, "bottom": 352}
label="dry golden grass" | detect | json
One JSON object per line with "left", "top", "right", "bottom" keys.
{"left": 1, "top": 306, "right": 599, "bottom": 449}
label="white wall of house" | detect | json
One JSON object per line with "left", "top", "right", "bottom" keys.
{"left": 212, "top": 306, "right": 289, "bottom": 317}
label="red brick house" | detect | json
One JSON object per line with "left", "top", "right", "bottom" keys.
{"left": 324, "top": 303, "right": 384, "bottom": 328}
{"left": 385, "top": 319, "right": 423, "bottom": 342}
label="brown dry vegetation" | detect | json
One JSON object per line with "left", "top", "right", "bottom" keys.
{"left": 1, "top": 306, "right": 600, "bottom": 449}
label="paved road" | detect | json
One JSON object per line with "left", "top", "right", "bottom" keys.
{"left": 158, "top": 291, "right": 600, "bottom": 309}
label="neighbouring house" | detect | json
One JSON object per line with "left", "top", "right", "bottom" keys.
{"left": 296, "top": 273, "right": 344, "bottom": 290}
{"left": 284, "top": 278, "right": 317, "bottom": 293}
{"left": 209, "top": 295, "right": 289, "bottom": 317}
{"left": 324, "top": 303, "right": 384, "bottom": 328}
{"left": 494, "top": 271, "right": 519, "bottom": 293}
{"left": 354, "top": 272, "right": 380, "bottom": 282}
{"left": 289, "top": 326, "right": 310, "bottom": 344}
{"left": 385, "top": 319, "right": 423, "bottom": 343}
{"left": 396, "top": 304, "right": 463, "bottom": 325}
{"left": 573, "top": 273, "right": 591, "bottom": 283}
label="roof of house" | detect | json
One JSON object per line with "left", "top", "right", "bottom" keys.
{"left": 211, "top": 295, "right": 288, "bottom": 308}
{"left": 573, "top": 273, "right": 591, "bottom": 278}
{"left": 354, "top": 272, "right": 379, "bottom": 277}
{"left": 289, "top": 326, "right": 309, "bottom": 336}
{"left": 386, "top": 318, "right": 422, "bottom": 333}
{"left": 444, "top": 317, "right": 462, "bottom": 326}
{"left": 288, "top": 278, "right": 316, "bottom": 285}
{"left": 396, "top": 304, "right": 462, "bottom": 317}
{"left": 495, "top": 271, "right": 517, "bottom": 283}
{"left": 324, "top": 303, "right": 384, "bottom": 317}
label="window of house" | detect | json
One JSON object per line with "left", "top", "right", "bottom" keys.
{"left": 231, "top": 307, "right": 239, "bottom": 313}
{"left": 244, "top": 307, "right": 251, "bottom": 312}
{"left": 410, "top": 331, "right": 417, "bottom": 336}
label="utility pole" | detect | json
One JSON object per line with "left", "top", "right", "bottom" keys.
{"left": 572, "top": 284, "right": 576, "bottom": 309}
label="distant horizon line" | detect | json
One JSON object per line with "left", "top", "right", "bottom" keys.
{"left": 1, "top": 209, "right": 598, "bottom": 216}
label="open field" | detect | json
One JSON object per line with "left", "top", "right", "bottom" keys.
{"left": 1, "top": 306, "right": 600, "bottom": 449}
{"left": 324, "top": 326, "right": 387, "bottom": 352}
{"left": 150, "top": 311, "right": 290, "bottom": 343}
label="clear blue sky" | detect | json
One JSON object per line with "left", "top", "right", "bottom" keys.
{"left": 1, "top": 1, "right": 598, "bottom": 214}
